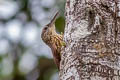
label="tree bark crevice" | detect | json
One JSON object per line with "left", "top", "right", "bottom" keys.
{"left": 60, "top": 0, "right": 120, "bottom": 80}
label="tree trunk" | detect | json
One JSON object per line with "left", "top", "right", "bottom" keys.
{"left": 59, "top": 0, "right": 120, "bottom": 80}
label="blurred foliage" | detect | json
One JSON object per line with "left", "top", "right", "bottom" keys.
{"left": 0, "top": 0, "right": 65, "bottom": 80}
{"left": 56, "top": 17, "right": 65, "bottom": 33}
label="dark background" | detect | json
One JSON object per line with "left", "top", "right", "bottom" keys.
{"left": 0, "top": 0, "right": 65, "bottom": 80}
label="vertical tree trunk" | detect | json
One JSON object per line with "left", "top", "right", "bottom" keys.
{"left": 60, "top": 0, "right": 120, "bottom": 80}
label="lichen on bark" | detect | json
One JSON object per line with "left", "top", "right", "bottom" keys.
{"left": 60, "top": 0, "right": 120, "bottom": 80}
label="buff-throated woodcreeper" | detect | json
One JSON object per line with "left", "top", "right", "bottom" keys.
{"left": 41, "top": 12, "right": 65, "bottom": 69}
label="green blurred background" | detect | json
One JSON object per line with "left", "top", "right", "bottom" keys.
{"left": 0, "top": 0, "right": 65, "bottom": 80}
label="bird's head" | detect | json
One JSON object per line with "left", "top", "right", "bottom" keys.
{"left": 41, "top": 12, "right": 59, "bottom": 43}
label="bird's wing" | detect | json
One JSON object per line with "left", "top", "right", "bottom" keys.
{"left": 51, "top": 43, "right": 61, "bottom": 69}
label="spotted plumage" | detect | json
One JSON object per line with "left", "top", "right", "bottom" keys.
{"left": 41, "top": 12, "right": 64, "bottom": 69}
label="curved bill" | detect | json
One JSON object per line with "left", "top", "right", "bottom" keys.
{"left": 49, "top": 11, "right": 59, "bottom": 27}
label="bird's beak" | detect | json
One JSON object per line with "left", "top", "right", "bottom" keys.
{"left": 49, "top": 11, "right": 59, "bottom": 27}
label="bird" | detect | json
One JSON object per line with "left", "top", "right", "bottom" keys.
{"left": 41, "top": 12, "right": 65, "bottom": 69}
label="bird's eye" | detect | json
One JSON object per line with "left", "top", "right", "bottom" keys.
{"left": 44, "top": 27, "right": 48, "bottom": 30}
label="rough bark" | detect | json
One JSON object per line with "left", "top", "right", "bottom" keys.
{"left": 60, "top": 0, "right": 120, "bottom": 80}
